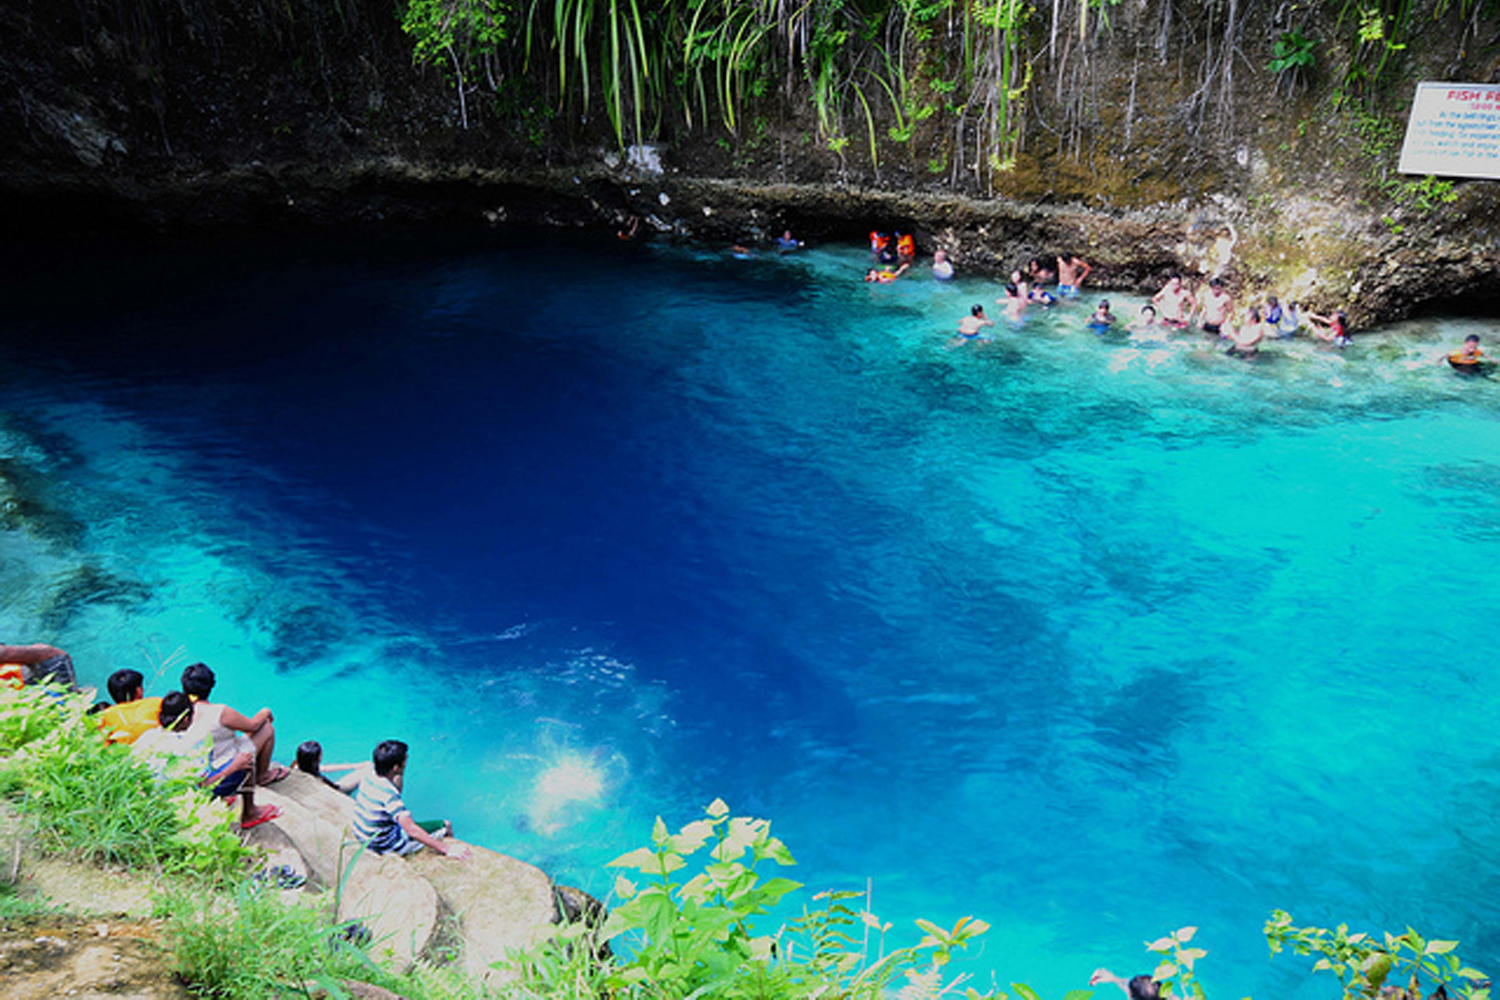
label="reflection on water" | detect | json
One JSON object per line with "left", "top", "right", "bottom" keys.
{"left": 2, "top": 231, "right": 1499, "bottom": 998}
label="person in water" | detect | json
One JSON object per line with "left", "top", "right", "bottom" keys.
{"left": 1086, "top": 299, "right": 1116, "bottom": 332}
{"left": 1227, "top": 305, "right": 1267, "bottom": 358}
{"left": 1152, "top": 275, "right": 1195, "bottom": 329}
{"left": 931, "top": 249, "right": 955, "bottom": 280}
{"left": 1455, "top": 333, "right": 1485, "bottom": 361}
{"left": 1057, "top": 253, "right": 1092, "bottom": 297}
{"left": 999, "top": 283, "right": 1028, "bottom": 320}
{"left": 1305, "top": 308, "right": 1350, "bottom": 346}
{"left": 774, "top": 230, "right": 802, "bottom": 252}
{"left": 865, "top": 263, "right": 909, "bottom": 283}
{"left": 1028, "top": 256, "right": 1057, "bottom": 286}
{"left": 1127, "top": 304, "right": 1160, "bottom": 335}
{"left": 895, "top": 232, "right": 916, "bottom": 262}
{"left": 957, "top": 304, "right": 995, "bottom": 340}
{"left": 1277, "top": 300, "right": 1302, "bottom": 338}
{"left": 1197, "top": 278, "right": 1234, "bottom": 337}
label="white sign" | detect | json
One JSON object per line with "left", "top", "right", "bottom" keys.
{"left": 1398, "top": 81, "right": 1500, "bottom": 179}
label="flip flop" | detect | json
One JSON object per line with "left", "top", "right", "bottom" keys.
{"left": 241, "top": 805, "right": 282, "bottom": 830}
{"left": 261, "top": 763, "right": 291, "bottom": 785}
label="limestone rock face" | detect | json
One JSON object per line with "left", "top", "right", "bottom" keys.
{"left": 409, "top": 846, "right": 560, "bottom": 985}
{"left": 337, "top": 849, "right": 439, "bottom": 974}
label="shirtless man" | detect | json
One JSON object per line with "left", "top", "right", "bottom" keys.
{"left": 957, "top": 305, "right": 995, "bottom": 340}
{"left": 1197, "top": 278, "right": 1234, "bottom": 338}
{"left": 1151, "top": 275, "right": 1194, "bottom": 329}
{"left": 1227, "top": 305, "right": 1267, "bottom": 358}
{"left": 1056, "top": 253, "right": 1092, "bottom": 297}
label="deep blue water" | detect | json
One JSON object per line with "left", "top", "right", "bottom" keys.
{"left": 3, "top": 228, "right": 1500, "bottom": 998}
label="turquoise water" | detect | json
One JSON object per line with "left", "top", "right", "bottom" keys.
{"left": 2, "top": 230, "right": 1498, "bottom": 997}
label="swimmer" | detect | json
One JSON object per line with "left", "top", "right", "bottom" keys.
{"left": 1446, "top": 333, "right": 1490, "bottom": 373}
{"left": 956, "top": 304, "right": 995, "bottom": 340}
{"left": 1056, "top": 252, "right": 1092, "bottom": 297}
{"left": 1127, "top": 304, "right": 1160, "bottom": 335}
{"left": 999, "top": 282, "right": 1028, "bottom": 319}
{"left": 1028, "top": 256, "right": 1057, "bottom": 285}
{"left": 1264, "top": 294, "right": 1284, "bottom": 329}
{"left": 1305, "top": 308, "right": 1351, "bottom": 346}
{"left": 864, "top": 263, "right": 909, "bottom": 283}
{"left": 1227, "top": 306, "right": 1267, "bottom": 358}
{"left": 1152, "top": 275, "right": 1195, "bottom": 329}
{"left": 1029, "top": 286, "right": 1057, "bottom": 306}
{"left": 896, "top": 232, "right": 916, "bottom": 262}
{"left": 774, "top": 230, "right": 803, "bottom": 252}
{"left": 1277, "top": 300, "right": 1302, "bottom": 338}
{"left": 732, "top": 244, "right": 756, "bottom": 259}
{"left": 1197, "top": 278, "right": 1234, "bottom": 338}
{"left": 1085, "top": 299, "right": 1117, "bottom": 332}
{"left": 932, "top": 249, "right": 955, "bottom": 280}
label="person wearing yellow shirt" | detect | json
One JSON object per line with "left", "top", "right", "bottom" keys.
{"left": 97, "top": 668, "right": 162, "bottom": 745}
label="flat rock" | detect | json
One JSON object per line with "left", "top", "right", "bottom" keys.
{"left": 335, "top": 849, "right": 438, "bottom": 974}
{"left": 409, "top": 845, "right": 558, "bottom": 985}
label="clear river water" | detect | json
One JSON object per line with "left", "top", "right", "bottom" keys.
{"left": 2, "top": 228, "right": 1498, "bottom": 998}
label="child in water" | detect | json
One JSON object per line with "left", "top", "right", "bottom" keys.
{"left": 1305, "top": 308, "right": 1350, "bottom": 346}
{"left": 1127, "top": 304, "right": 1160, "bottom": 336}
{"left": 1227, "top": 306, "right": 1268, "bottom": 358}
{"left": 1086, "top": 299, "right": 1116, "bottom": 333}
{"left": 956, "top": 305, "right": 995, "bottom": 341}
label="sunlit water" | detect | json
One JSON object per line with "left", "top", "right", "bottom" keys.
{"left": 2, "top": 230, "right": 1498, "bottom": 998}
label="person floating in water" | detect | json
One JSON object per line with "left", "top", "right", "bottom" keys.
{"left": 1227, "top": 305, "right": 1268, "bottom": 358}
{"left": 1085, "top": 299, "right": 1116, "bottom": 333}
{"left": 1152, "top": 275, "right": 1195, "bottom": 329}
{"left": 774, "top": 229, "right": 803, "bottom": 252}
{"left": 732, "top": 244, "right": 757, "bottom": 259}
{"left": 1305, "top": 308, "right": 1351, "bottom": 346}
{"left": 865, "top": 263, "right": 909, "bottom": 283}
{"left": 956, "top": 304, "right": 995, "bottom": 340}
{"left": 1447, "top": 333, "right": 1491, "bottom": 373}
{"left": 1028, "top": 255, "right": 1057, "bottom": 286}
{"left": 931, "top": 249, "right": 955, "bottom": 280}
{"left": 1057, "top": 253, "right": 1092, "bottom": 297}
{"left": 1196, "top": 277, "right": 1234, "bottom": 338}
{"left": 896, "top": 232, "right": 916, "bottom": 262}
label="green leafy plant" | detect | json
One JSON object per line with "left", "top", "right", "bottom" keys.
{"left": 1147, "top": 926, "right": 1209, "bottom": 1000}
{"left": 601, "top": 798, "right": 802, "bottom": 993}
{"left": 1265, "top": 910, "right": 1490, "bottom": 1000}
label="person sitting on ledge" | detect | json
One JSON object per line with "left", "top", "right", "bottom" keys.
{"left": 1089, "top": 969, "right": 1162, "bottom": 1000}
{"left": 353, "top": 739, "right": 470, "bottom": 859}
{"left": 295, "top": 739, "right": 367, "bottom": 793}
{"left": 180, "top": 662, "right": 288, "bottom": 786}
{"left": 0, "top": 642, "right": 79, "bottom": 691}
{"left": 97, "top": 668, "right": 163, "bottom": 745}
{"left": 134, "top": 691, "right": 281, "bottom": 828}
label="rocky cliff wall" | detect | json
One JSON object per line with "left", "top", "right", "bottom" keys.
{"left": 3, "top": 0, "right": 1499, "bottom": 325}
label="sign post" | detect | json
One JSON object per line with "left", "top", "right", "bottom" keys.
{"left": 1398, "top": 82, "right": 1500, "bottom": 179}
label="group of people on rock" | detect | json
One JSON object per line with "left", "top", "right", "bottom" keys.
{"left": 2, "top": 641, "right": 469, "bottom": 860}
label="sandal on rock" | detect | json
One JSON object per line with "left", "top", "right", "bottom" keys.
{"left": 261, "top": 763, "right": 292, "bottom": 785}
{"left": 242, "top": 805, "right": 282, "bottom": 830}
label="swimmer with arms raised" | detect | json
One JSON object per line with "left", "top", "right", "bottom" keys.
{"left": 1152, "top": 275, "right": 1195, "bottom": 329}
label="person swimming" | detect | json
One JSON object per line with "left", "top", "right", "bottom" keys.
{"left": 957, "top": 304, "right": 995, "bottom": 340}
{"left": 1085, "top": 299, "right": 1116, "bottom": 333}
{"left": 1277, "top": 300, "right": 1301, "bottom": 338}
{"left": 1305, "top": 308, "right": 1350, "bottom": 346}
{"left": 1227, "top": 305, "right": 1267, "bottom": 358}
{"left": 774, "top": 230, "right": 803, "bottom": 252}
{"left": 932, "top": 249, "right": 955, "bottom": 280}
{"left": 1448, "top": 334, "right": 1492, "bottom": 373}
{"left": 1127, "top": 304, "right": 1160, "bottom": 335}
{"left": 865, "top": 263, "right": 909, "bottom": 283}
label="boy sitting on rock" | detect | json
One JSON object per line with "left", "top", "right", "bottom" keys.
{"left": 352, "top": 739, "right": 470, "bottom": 860}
